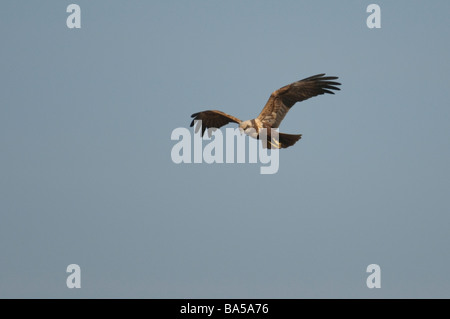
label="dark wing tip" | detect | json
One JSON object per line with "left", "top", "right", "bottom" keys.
{"left": 301, "top": 73, "right": 326, "bottom": 81}
{"left": 324, "top": 81, "right": 341, "bottom": 86}
{"left": 323, "top": 84, "right": 341, "bottom": 91}
{"left": 190, "top": 112, "right": 201, "bottom": 127}
{"left": 320, "top": 76, "right": 339, "bottom": 80}
{"left": 300, "top": 73, "right": 341, "bottom": 83}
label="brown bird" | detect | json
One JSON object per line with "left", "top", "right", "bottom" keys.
{"left": 190, "top": 74, "right": 341, "bottom": 149}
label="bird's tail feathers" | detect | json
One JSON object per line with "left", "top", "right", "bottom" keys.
{"left": 261, "top": 132, "right": 302, "bottom": 149}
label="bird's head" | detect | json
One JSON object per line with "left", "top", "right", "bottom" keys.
{"left": 239, "top": 120, "right": 258, "bottom": 138}
{"left": 239, "top": 120, "right": 251, "bottom": 134}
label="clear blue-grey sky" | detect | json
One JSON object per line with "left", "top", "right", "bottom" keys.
{"left": 1, "top": 1, "right": 450, "bottom": 298}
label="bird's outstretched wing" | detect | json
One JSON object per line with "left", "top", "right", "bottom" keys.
{"left": 190, "top": 110, "right": 242, "bottom": 136}
{"left": 257, "top": 74, "right": 341, "bottom": 128}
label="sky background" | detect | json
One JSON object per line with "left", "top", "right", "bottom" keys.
{"left": 1, "top": 0, "right": 450, "bottom": 298}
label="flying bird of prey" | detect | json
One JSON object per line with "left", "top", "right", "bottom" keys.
{"left": 190, "top": 73, "right": 341, "bottom": 149}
